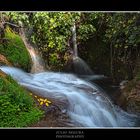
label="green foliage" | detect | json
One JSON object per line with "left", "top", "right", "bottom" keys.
{"left": 0, "top": 74, "right": 43, "bottom": 127}
{"left": 77, "top": 24, "right": 96, "bottom": 41}
{"left": 5, "top": 12, "right": 30, "bottom": 26}
{"left": 30, "top": 12, "right": 97, "bottom": 70}
{"left": 3, "top": 12, "right": 97, "bottom": 70}
{"left": 30, "top": 12, "right": 79, "bottom": 70}
{"left": 1, "top": 12, "right": 140, "bottom": 81}
{"left": 104, "top": 13, "right": 140, "bottom": 48}
{"left": 0, "top": 27, "right": 31, "bottom": 71}
{"left": 103, "top": 13, "right": 140, "bottom": 80}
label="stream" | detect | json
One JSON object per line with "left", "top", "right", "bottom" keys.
{"left": 0, "top": 24, "right": 140, "bottom": 127}
{"left": 0, "top": 66, "right": 139, "bottom": 127}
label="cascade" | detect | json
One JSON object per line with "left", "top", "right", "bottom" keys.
{"left": 20, "top": 27, "right": 46, "bottom": 73}
{"left": 0, "top": 66, "right": 139, "bottom": 127}
{"left": 71, "top": 23, "right": 93, "bottom": 75}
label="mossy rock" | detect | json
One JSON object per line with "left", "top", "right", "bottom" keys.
{"left": 0, "top": 27, "right": 31, "bottom": 71}
{"left": 0, "top": 71, "right": 43, "bottom": 127}
{"left": 118, "top": 80, "right": 140, "bottom": 115}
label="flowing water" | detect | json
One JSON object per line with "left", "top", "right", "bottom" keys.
{"left": 0, "top": 66, "right": 139, "bottom": 127}
{"left": 71, "top": 23, "right": 93, "bottom": 75}
{"left": 71, "top": 23, "right": 78, "bottom": 57}
{"left": 0, "top": 24, "right": 139, "bottom": 127}
{"left": 20, "top": 27, "right": 46, "bottom": 73}
{"left": 72, "top": 57, "right": 94, "bottom": 75}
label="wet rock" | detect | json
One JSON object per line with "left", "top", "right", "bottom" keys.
{"left": 32, "top": 104, "right": 76, "bottom": 127}
{"left": 117, "top": 80, "right": 140, "bottom": 115}
{"left": 0, "top": 54, "right": 12, "bottom": 66}
{"left": 120, "top": 80, "right": 129, "bottom": 90}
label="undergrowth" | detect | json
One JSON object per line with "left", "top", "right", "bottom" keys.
{"left": 0, "top": 74, "right": 43, "bottom": 127}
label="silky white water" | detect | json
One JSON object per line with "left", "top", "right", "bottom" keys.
{"left": 71, "top": 23, "right": 78, "bottom": 57}
{"left": 0, "top": 66, "right": 139, "bottom": 127}
{"left": 72, "top": 56, "right": 94, "bottom": 75}
{"left": 71, "top": 23, "right": 93, "bottom": 75}
{"left": 19, "top": 27, "right": 46, "bottom": 73}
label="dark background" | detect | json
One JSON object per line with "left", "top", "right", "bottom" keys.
{"left": 1, "top": 129, "right": 140, "bottom": 139}
{"left": 0, "top": 0, "right": 139, "bottom": 11}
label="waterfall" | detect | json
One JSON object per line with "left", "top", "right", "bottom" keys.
{"left": 71, "top": 23, "right": 78, "bottom": 57}
{"left": 19, "top": 27, "right": 46, "bottom": 73}
{"left": 70, "top": 23, "right": 93, "bottom": 75}
{"left": 0, "top": 24, "right": 139, "bottom": 127}
{"left": 72, "top": 57, "right": 94, "bottom": 75}
{"left": 0, "top": 66, "right": 139, "bottom": 127}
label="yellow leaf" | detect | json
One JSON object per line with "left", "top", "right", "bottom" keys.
{"left": 34, "top": 95, "right": 37, "bottom": 98}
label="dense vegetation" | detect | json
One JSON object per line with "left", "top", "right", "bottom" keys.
{"left": 0, "top": 16, "right": 42, "bottom": 127}
{"left": 0, "top": 26, "right": 31, "bottom": 71}
{"left": 0, "top": 71, "right": 43, "bottom": 127}
{"left": 1, "top": 12, "right": 140, "bottom": 81}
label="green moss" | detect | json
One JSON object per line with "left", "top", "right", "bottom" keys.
{"left": 0, "top": 27, "right": 31, "bottom": 71}
{"left": 0, "top": 74, "right": 44, "bottom": 127}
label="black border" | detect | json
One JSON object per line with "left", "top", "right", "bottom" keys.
{"left": 1, "top": 128, "right": 140, "bottom": 139}
{"left": 1, "top": 0, "right": 140, "bottom": 139}
{"left": 0, "top": 0, "right": 140, "bottom": 11}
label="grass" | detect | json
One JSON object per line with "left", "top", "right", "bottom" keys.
{"left": 0, "top": 27, "right": 44, "bottom": 127}
{"left": 0, "top": 73, "right": 44, "bottom": 127}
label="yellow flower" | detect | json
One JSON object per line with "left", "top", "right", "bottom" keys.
{"left": 44, "top": 99, "right": 51, "bottom": 104}
{"left": 34, "top": 95, "right": 37, "bottom": 98}
{"left": 47, "top": 100, "right": 51, "bottom": 104}
{"left": 40, "top": 102, "right": 43, "bottom": 105}
{"left": 39, "top": 98, "right": 44, "bottom": 102}
{"left": 45, "top": 103, "right": 49, "bottom": 106}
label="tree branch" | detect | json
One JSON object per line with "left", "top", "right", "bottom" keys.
{"left": 3, "top": 22, "right": 21, "bottom": 28}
